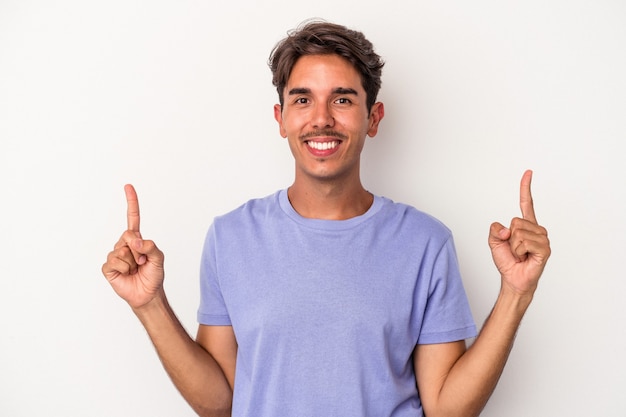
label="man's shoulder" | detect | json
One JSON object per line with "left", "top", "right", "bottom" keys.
{"left": 377, "top": 196, "right": 452, "bottom": 237}
{"left": 214, "top": 189, "right": 284, "bottom": 225}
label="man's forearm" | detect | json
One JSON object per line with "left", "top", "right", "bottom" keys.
{"left": 437, "top": 288, "right": 533, "bottom": 417}
{"left": 132, "top": 289, "right": 232, "bottom": 417}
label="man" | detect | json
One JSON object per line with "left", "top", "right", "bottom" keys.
{"left": 102, "top": 20, "right": 550, "bottom": 417}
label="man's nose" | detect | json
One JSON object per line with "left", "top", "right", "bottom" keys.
{"left": 311, "top": 103, "right": 335, "bottom": 128}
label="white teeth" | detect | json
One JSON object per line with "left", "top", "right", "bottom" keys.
{"left": 308, "top": 141, "right": 338, "bottom": 150}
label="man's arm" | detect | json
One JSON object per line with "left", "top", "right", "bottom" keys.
{"left": 132, "top": 294, "right": 236, "bottom": 417}
{"left": 101, "top": 185, "right": 235, "bottom": 417}
{"left": 414, "top": 170, "right": 551, "bottom": 417}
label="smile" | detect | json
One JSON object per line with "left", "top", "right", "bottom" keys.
{"left": 306, "top": 141, "right": 339, "bottom": 151}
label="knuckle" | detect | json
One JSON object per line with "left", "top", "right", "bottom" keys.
{"left": 509, "top": 217, "right": 523, "bottom": 230}
{"left": 106, "top": 249, "right": 118, "bottom": 262}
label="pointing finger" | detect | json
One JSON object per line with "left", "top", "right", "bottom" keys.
{"left": 124, "top": 184, "right": 141, "bottom": 232}
{"left": 520, "top": 170, "right": 538, "bottom": 224}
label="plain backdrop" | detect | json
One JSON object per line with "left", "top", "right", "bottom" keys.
{"left": 1, "top": 1, "right": 625, "bottom": 416}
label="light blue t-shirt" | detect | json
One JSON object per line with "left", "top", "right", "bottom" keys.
{"left": 198, "top": 190, "right": 477, "bottom": 417}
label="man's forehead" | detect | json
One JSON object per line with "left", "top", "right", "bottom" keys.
{"left": 285, "top": 55, "right": 363, "bottom": 94}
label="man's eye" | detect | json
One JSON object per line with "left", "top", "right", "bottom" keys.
{"left": 295, "top": 97, "right": 309, "bottom": 104}
{"left": 335, "top": 98, "right": 351, "bottom": 104}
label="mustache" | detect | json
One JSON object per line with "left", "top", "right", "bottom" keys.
{"left": 300, "top": 130, "right": 348, "bottom": 141}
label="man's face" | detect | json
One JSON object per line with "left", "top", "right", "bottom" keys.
{"left": 274, "top": 54, "right": 384, "bottom": 184}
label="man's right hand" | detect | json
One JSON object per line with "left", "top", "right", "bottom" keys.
{"left": 102, "top": 184, "right": 165, "bottom": 309}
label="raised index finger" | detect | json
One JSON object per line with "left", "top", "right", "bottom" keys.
{"left": 124, "top": 184, "right": 140, "bottom": 232}
{"left": 520, "top": 170, "right": 537, "bottom": 224}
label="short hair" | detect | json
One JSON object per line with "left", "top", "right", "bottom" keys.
{"left": 268, "top": 20, "right": 384, "bottom": 112}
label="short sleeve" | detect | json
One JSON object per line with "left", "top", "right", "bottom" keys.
{"left": 197, "top": 223, "right": 232, "bottom": 325}
{"left": 417, "top": 236, "right": 477, "bottom": 344}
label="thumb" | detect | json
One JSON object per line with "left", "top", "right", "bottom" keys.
{"left": 131, "top": 238, "right": 163, "bottom": 266}
{"left": 131, "top": 238, "right": 148, "bottom": 265}
{"left": 489, "top": 222, "right": 510, "bottom": 248}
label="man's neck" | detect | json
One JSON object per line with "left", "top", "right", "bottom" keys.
{"left": 287, "top": 180, "right": 373, "bottom": 220}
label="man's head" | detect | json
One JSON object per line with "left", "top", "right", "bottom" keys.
{"left": 269, "top": 20, "right": 384, "bottom": 113}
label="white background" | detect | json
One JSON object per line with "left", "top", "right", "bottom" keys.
{"left": 1, "top": 1, "right": 625, "bottom": 416}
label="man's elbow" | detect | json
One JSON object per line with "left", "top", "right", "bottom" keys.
{"left": 193, "top": 403, "right": 232, "bottom": 417}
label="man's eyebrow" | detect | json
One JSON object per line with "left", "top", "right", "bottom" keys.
{"left": 288, "top": 87, "right": 311, "bottom": 95}
{"left": 332, "top": 87, "right": 358, "bottom": 95}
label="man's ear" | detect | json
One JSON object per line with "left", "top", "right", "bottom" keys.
{"left": 274, "top": 104, "right": 287, "bottom": 138}
{"left": 367, "top": 102, "right": 385, "bottom": 137}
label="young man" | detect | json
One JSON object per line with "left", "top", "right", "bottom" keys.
{"left": 102, "top": 21, "right": 551, "bottom": 417}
